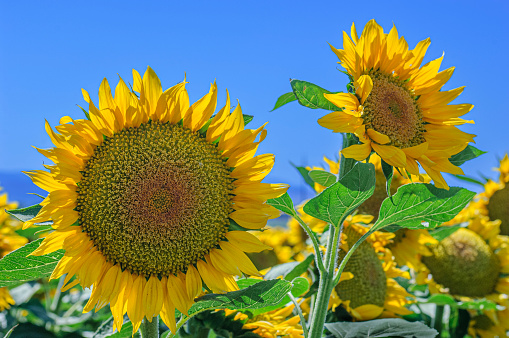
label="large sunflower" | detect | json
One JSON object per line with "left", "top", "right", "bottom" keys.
{"left": 417, "top": 214, "right": 509, "bottom": 331}
{"left": 0, "top": 187, "right": 28, "bottom": 311}
{"left": 24, "top": 67, "right": 287, "bottom": 333}
{"left": 320, "top": 19, "right": 475, "bottom": 189}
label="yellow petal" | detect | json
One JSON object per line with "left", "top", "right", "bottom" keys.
{"left": 366, "top": 128, "right": 390, "bottom": 144}
{"left": 225, "top": 231, "right": 272, "bottom": 252}
{"left": 341, "top": 142, "right": 372, "bottom": 161}
{"left": 185, "top": 264, "right": 202, "bottom": 301}
{"left": 183, "top": 82, "right": 217, "bottom": 132}
{"left": 323, "top": 93, "right": 360, "bottom": 113}
{"left": 219, "top": 242, "right": 261, "bottom": 277}
{"left": 354, "top": 75, "right": 373, "bottom": 104}
{"left": 371, "top": 143, "right": 406, "bottom": 168}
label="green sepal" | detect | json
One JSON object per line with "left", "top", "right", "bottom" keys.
{"left": 270, "top": 92, "right": 297, "bottom": 111}
{"left": 373, "top": 184, "right": 475, "bottom": 232}
{"left": 303, "top": 162, "right": 375, "bottom": 227}
{"left": 0, "top": 239, "right": 64, "bottom": 288}
{"left": 243, "top": 114, "right": 254, "bottom": 126}
{"left": 449, "top": 145, "right": 486, "bottom": 167}
{"left": 290, "top": 79, "right": 342, "bottom": 111}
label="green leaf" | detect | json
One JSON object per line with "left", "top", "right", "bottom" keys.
{"left": 189, "top": 279, "right": 292, "bottom": 315}
{"left": 452, "top": 174, "right": 486, "bottom": 187}
{"left": 429, "top": 225, "right": 463, "bottom": 241}
{"left": 0, "top": 239, "right": 64, "bottom": 288}
{"left": 380, "top": 159, "right": 394, "bottom": 199}
{"left": 6, "top": 204, "right": 52, "bottom": 226}
{"left": 457, "top": 298, "right": 499, "bottom": 311}
{"left": 264, "top": 255, "right": 314, "bottom": 281}
{"left": 308, "top": 170, "right": 337, "bottom": 188}
{"left": 303, "top": 162, "right": 376, "bottom": 227}
{"left": 449, "top": 145, "right": 486, "bottom": 167}
{"left": 325, "top": 318, "right": 438, "bottom": 338}
{"left": 291, "top": 163, "right": 315, "bottom": 189}
{"left": 373, "top": 184, "right": 476, "bottom": 231}
{"left": 270, "top": 92, "right": 297, "bottom": 111}
{"left": 267, "top": 192, "right": 296, "bottom": 217}
{"left": 424, "top": 294, "right": 457, "bottom": 306}
{"left": 4, "top": 325, "right": 18, "bottom": 338}
{"left": 290, "top": 79, "right": 341, "bottom": 111}
{"left": 243, "top": 114, "right": 254, "bottom": 126}
{"left": 93, "top": 316, "right": 138, "bottom": 338}
{"left": 248, "top": 277, "right": 310, "bottom": 316}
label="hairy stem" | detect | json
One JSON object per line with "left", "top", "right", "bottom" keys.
{"left": 140, "top": 316, "right": 159, "bottom": 338}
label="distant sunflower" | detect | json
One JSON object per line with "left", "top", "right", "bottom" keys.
{"left": 24, "top": 67, "right": 287, "bottom": 333}
{"left": 320, "top": 19, "right": 475, "bottom": 189}
{"left": 224, "top": 305, "right": 304, "bottom": 338}
{"left": 475, "top": 154, "right": 509, "bottom": 235}
{"left": 0, "top": 188, "right": 28, "bottom": 311}
{"left": 417, "top": 215, "right": 509, "bottom": 327}
{"left": 468, "top": 310, "right": 509, "bottom": 338}
{"left": 329, "top": 218, "right": 413, "bottom": 320}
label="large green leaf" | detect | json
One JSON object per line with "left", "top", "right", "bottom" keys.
{"left": 303, "top": 162, "right": 375, "bottom": 227}
{"left": 373, "top": 184, "right": 475, "bottom": 231}
{"left": 6, "top": 204, "right": 52, "bottom": 226}
{"left": 325, "top": 318, "right": 438, "bottom": 338}
{"left": 248, "top": 277, "right": 309, "bottom": 316}
{"left": 308, "top": 170, "right": 336, "bottom": 188}
{"left": 189, "top": 279, "right": 292, "bottom": 315}
{"left": 0, "top": 239, "right": 64, "bottom": 288}
{"left": 449, "top": 145, "right": 486, "bottom": 166}
{"left": 290, "top": 79, "right": 341, "bottom": 111}
{"left": 267, "top": 192, "right": 296, "bottom": 217}
{"left": 93, "top": 316, "right": 138, "bottom": 338}
{"left": 270, "top": 92, "right": 297, "bottom": 111}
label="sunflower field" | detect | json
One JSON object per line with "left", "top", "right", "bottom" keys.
{"left": 1, "top": 12, "right": 508, "bottom": 338}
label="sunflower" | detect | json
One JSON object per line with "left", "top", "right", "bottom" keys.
{"left": 472, "top": 154, "right": 509, "bottom": 235}
{"left": 417, "top": 214, "right": 509, "bottom": 329}
{"left": 223, "top": 305, "right": 304, "bottom": 338}
{"left": 320, "top": 19, "right": 475, "bottom": 190}
{"left": 468, "top": 310, "right": 509, "bottom": 338}
{"left": 327, "top": 217, "right": 413, "bottom": 320}
{"left": 24, "top": 67, "right": 288, "bottom": 333}
{"left": 0, "top": 187, "right": 28, "bottom": 311}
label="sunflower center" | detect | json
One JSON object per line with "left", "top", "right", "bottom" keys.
{"left": 487, "top": 184, "right": 509, "bottom": 236}
{"left": 421, "top": 228, "right": 500, "bottom": 297}
{"left": 335, "top": 226, "right": 387, "bottom": 308}
{"left": 77, "top": 121, "right": 234, "bottom": 277}
{"left": 362, "top": 71, "right": 426, "bottom": 148}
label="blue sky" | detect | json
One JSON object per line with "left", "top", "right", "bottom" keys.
{"left": 1, "top": 1, "right": 508, "bottom": 205}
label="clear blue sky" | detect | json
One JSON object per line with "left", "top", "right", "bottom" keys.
{"left": 1, "top": 1, "right": 508, "bottom": 205}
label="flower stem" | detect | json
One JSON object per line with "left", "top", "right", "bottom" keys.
{"left": 434, "top": 305, "right": 444, "bottom": 335}
{"left": 140, "top": 316, "right": 159, "bottom": 338}
{"left": 288, "top": 292, "right": 308, "bottom": 338}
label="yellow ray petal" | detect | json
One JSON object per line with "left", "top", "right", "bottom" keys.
{"left": 225, "top": 231, "right": 273, "bottom": 253}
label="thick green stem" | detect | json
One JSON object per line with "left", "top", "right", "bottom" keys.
{"left": 308, "top": 226, "right": 341, "bottom": 337}
{"left": 140, "top": 316, "right": 159, "bottom": 338}
{"left": 434, "top": 305, "right": 444, "bottom": 336}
